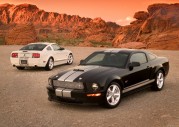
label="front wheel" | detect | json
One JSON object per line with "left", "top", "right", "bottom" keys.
{"left": 67, "top": 54, "right": 73, "bottom": 65}
{"left": 104, "top": 82, "right": 122, "bottom": 108}
{"left": 45, "top": 58, "right": 54, "bottom": 71}
{"left": 152, "top": 70, "right": 165, "bottom": 91}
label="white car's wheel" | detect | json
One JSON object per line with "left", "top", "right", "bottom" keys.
{"left": 104, "top": 82, "right": 122, "bottom": 108}
{"left": 67, "top": 54, "right": 73, "bottom": 65}
{"left": 16, "top": 67, "right": 25, "bottom": 70}
{"left": 152, "top": 70, "right": 165, "bottom": 91}
{"left": 45, "top": 58, "right": 54, "bottom": 70}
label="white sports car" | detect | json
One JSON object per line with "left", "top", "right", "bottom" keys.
{"left": 10, "top": 42, "right": 73, "bottom": 70}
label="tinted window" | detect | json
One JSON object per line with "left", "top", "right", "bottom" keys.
{"left": 51, "top": 44, "right": 60, "bottom": 51}
{"left": 148, "top": 53, "right": 156, "bottom": 60}
{"left": 47, "top": 46, "right": 52, "bottom": 51}
{"left": 81, "top": 52, "right": 129, "bottom": 68}
{"left": 20, "top": 44, "right": 47, "bottom": 51}
{"left": 130, "top": 53, "right": 147, "bottom": 64}
{"left": 85, "top": 53, "right": 105, "bottom": 64}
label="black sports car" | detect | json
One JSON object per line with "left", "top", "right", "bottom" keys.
{"left": 47, "top": 49, "right": 169, "bottom": 108}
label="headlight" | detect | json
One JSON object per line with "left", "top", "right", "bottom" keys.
{"left": 92, "top": 83, "right": 99, "bottom": 91}
{"left": 48, "top": 78, "right": 52, "bottom": 86}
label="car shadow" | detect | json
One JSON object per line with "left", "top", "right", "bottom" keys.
{"left": 15, "top": 64, "right": 75, "bottom": 72}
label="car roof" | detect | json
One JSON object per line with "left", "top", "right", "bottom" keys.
{"left": 28, "top": 42, "right": 56, "bottom": 46}
{"left": 102, "top": 48, "right": 147, "bottom": 54}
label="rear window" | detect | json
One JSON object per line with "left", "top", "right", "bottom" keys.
{"left": 20, "top": 44, "right": 47, "bottom": 51}
{"left": 148, "top": 53, "right": 156, "bottom": 60}
{"left": 130, "top": 53, "right": 147, "bottom": 64}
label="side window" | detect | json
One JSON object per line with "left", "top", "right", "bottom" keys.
{"left": 130, "top": 53, "right": 147, "bottom": 64}
{"left": 51, "top": 44, "right": 60, "bottom": 51}
{"left": 46, "top": 46, "right": 52, "bottom": 51}
{"left": 148, "top": 53, "right": 156, "bottom": 60}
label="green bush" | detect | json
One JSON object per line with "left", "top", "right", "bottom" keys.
{"left": 56, "top": 38, "right": 84, "bottom": 46}
{"left": 90, "top": 40, "right": 112, "bottom": 47}
{"left": 0, "top": 37, "right": 5, "bottom": 45}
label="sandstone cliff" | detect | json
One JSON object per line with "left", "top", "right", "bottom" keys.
{"left": 0, "top": 3, "right": 119, "bottom": 46}
{"left": 0, "top": 3, "right": 179, "bottom": 49}
{"left": 113, "top": 3, "right": 179, "bottom": 50}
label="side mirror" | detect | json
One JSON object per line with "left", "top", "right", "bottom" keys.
{"left": 80, "top": 60, "right": 85, "bottom": 65}
{"left": 128, "top": 62, "right": 140, "bottom": 71}
{"left": 59, "top": 47, "right": 65, "bottom": 50}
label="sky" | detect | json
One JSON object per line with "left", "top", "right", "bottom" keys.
{"left": 0, "top": 0, "right": 179, "bottom": 25}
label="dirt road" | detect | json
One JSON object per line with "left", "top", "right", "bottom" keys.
{"left": 0, "top": 46, "right": 178, "bottom": 127}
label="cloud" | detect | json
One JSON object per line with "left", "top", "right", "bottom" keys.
{"left": 116, "top": 16, "right": 135, "bottom": 26}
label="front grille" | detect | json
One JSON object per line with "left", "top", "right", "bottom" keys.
{"left": 53, "top": 80, "right": 84, "bottom": 90}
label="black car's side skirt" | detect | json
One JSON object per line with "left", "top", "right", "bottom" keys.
{"left": 122, "top": 79, "right": 155, "bottom": 93}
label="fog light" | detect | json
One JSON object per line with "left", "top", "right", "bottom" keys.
{"left": 92, "top": 83, "right": 99, "bottom": 91}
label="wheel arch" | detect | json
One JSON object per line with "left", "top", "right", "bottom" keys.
{"left": 104, "top": 77, "right": 125, "bottom": 91}
{"left": 48, "top": 56, "right": 54, "bottom": 61}
{"left": 155, "top": 65, "right": 166, "bottom": 77}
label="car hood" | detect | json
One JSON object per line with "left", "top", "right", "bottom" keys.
{"left": 54, "top": 65, "right": 125, "bottom": 83}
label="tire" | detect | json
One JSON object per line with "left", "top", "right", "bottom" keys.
{"left": 45, "top": 58, "right": 54, "bottom": 71}
{"left": 104, "top": 82, "right": 122, "bottom": 108}
{"left": 16, "top": 67, "right": 25, "bottom": 70}
{"left": 67, "top": 54, "right": 73, "bottom": 65}
{"left": 152, "top": 70, "right": 165, "bottom": 91}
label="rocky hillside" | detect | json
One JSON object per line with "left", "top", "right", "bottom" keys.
{"left": 113, "top": 3, "right": 179, "bottom": 50}
{"left": 0, "top": 3, "right": 179, "bottom": 49}
{"left": 0, "top": 3, "right": 119, "bottom": 46}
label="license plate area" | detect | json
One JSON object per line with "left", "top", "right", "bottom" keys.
{"left": 21, "top": 60, "right": 27, "bottom": 64}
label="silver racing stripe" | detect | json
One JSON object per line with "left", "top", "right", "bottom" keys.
{"left": 58, "top": 66, "right": 99, "bottom": 82}
{"left": 58, "top": 71, "right": 76, "bottom": 81}
{"left": 65, "top": 71, "right": 84, "bottom": 82}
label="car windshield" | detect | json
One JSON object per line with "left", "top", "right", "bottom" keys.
{"left": 20, "top": 44, "right": 47, "bottom": 51}
{"left": 81, "top": 52, "right": 129, "bottom": 68}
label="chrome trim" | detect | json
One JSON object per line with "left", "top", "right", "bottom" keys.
{"left": 123, "top": 79, "right": 155, "bottom": 93}
{"left": 55, "top": 88, "right": 73, "bottom": 98}
{"left": 63, "top": 89, "right": 72, "bottom": 98}
{"left": 55, "top": 88, "right": 64, "bottom": 97}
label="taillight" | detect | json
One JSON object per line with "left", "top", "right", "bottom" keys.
{"left": 32, "top": 53, "right": 40, "bottom": 58}
{"left": 12, "top": 53, "right": 18, "bottom": 58}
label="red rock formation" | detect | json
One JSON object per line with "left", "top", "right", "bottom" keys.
{"left": 0, "top": 3, "right": 119, "bottom": 45}
{"left": 113, "top": 3, "right": 179, "bottom": 50}
{"left": 5, "top": 23, "right": 38, "bottom": 45}
{"left": 134, "top": 11, "right": 149, "bottom": 21}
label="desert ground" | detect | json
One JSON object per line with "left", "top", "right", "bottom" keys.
{"left": 0, "top": 45, "right": 178, "bottom": 127}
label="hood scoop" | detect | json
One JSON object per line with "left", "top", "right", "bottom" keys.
{"left": 73, "top": 69, "right": 84, "bottom": 72}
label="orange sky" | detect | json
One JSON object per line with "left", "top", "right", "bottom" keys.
{"left": 0, "top": 0, "right": 178, "bottom": 25}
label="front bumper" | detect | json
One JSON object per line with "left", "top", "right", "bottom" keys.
{"left": 47, "top": 85, "right": 104, "bottom": 103}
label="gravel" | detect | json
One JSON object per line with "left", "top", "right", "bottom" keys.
{"left": 0, "top": 45, "right": 178, "bottom": 127}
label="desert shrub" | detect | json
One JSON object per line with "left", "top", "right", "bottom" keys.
{"left": 0, "top": 37, "right": 5, "bottom": 45}
{"left": 90, "top": 40, "right": 112, "bottom": 47}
